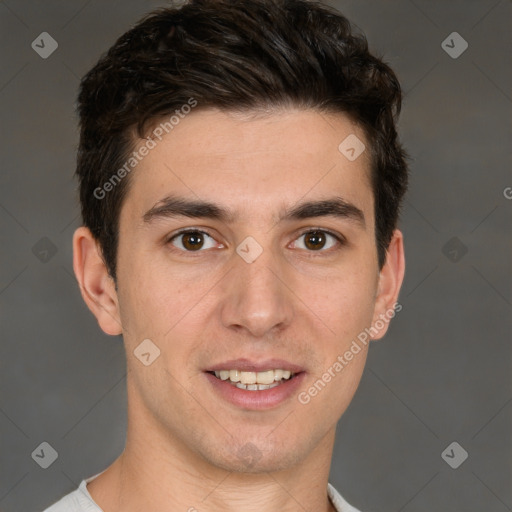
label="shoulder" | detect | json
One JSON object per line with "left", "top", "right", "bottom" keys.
{"left": 328, "top": 482, "right": 363, "bottom": 512}
{"left": 41, "top": 479, "right": 103, "bottom": 512}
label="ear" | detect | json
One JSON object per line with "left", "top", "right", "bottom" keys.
{"left": 72, "top": 226, "right": 123, "bottom": 335}
{"left": 370, "top": 229, "right": 405, "bottom": 340}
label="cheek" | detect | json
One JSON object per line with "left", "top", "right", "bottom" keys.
{"left": 116, "top": 257, "right": 214, "bottom": 371}
{"left": 299, "top": 265, "right": 377, "bottom": 337}
{"left": 309, "top": 268, "right": 375, "bottom": 408}
{"left": 116, "top": 256, "right": 169, "bottom": 343}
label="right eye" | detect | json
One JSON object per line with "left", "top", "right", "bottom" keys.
{"left": 167, "top": 229, "right": 222, "bottom": 252}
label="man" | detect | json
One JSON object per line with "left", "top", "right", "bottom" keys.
{"left": 43, "top": 0, "right": 408, "bottom": 510}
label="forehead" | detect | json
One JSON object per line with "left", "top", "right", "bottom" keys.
{"left": 123, "top": 108, "right": 373, "bottom": 226}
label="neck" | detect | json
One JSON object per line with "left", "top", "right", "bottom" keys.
{"left": 88, "top": 430, "right": 337, "bottom": 512}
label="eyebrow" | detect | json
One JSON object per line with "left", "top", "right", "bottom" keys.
{"left": 143, "top": 195, "right": 365, "bottom": 228}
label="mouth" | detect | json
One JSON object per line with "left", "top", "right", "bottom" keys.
{"left": 204, "top": 359, "right": 306, "bottom": 410}
{"left": 206, "top": 369, "right": 298, "bottom": 391}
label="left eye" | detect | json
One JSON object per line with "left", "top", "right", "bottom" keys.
{"left": 292, "top": 230, "right": 341, "bottom": 251}
{"left": 169, "top": 230, "right": 220, "bottom": 251}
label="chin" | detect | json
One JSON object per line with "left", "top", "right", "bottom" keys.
{"left": 200, "top": 436, "right": 308, "bottom": 474}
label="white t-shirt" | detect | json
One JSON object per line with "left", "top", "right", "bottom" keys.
{"left": 42, "top": 470, "right": 362, "bottom": 512}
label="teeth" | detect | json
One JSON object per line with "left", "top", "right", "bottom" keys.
{"left": 256, "top": 370, "right": 274, "bottom": 384}
{"left": 273, "top": 369, "right": 284, "bottom": 381}
{"left": 235, "top": 382, "right": 281, "bottom": 391}
{"left": 213, "top": 369, "right": 295, "bottom": 387}
{"left": 229, "top": 370, "right": 241, "bottom": 382}
{"left": 240, "top": 372, "right": 256, "bottom": 385}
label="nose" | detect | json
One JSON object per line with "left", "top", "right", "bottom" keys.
{"left": 219, "top": 246, "right": 294, "bottom": 338}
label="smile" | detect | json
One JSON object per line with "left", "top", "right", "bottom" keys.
{"left": 204, "top": 359, "right": 305, "bottom": 409}
{"left": 210, "top": 369, "right": 295, "bottom": 391}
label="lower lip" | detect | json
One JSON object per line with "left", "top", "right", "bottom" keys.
{"left": 204, "top": 372, "right": 306, "bottom": 410}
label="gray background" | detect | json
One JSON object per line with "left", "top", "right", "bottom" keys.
{"left": 0, "top": 1, "right": 510, "bottom": 511}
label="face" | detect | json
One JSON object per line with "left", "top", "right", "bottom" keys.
{"left": 76, "top": 108, "right": 404, "bottom": 474}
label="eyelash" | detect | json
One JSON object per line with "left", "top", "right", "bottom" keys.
{"left": 165, "top": 228, "right": 346, "bottom": 255}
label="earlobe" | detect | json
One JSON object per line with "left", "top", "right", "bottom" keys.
{"left": 370, "top": 229, "right": 405, "bottom": 340}
{"left": 72, "top": 226, "right": 123, "bottom": 336}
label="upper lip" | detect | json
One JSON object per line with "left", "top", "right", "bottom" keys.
{"left": 205, "top": 358, "right": 305, "bottom": 373}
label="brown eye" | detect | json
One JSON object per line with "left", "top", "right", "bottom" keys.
{"left": 304, "top": 231, "right": 327, "bottom": 250}
{"left": 181, "top": 232, "right": 204, "bottom": 251}
{"left": 293, "top": 229, "right": 342, "bottom": 252}
{"left": 169, "top": 230, "right": 218, "bottom": 252}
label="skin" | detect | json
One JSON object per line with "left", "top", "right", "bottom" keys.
{"left": 73, "top": 108, "right": 405, "bottom": 512}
